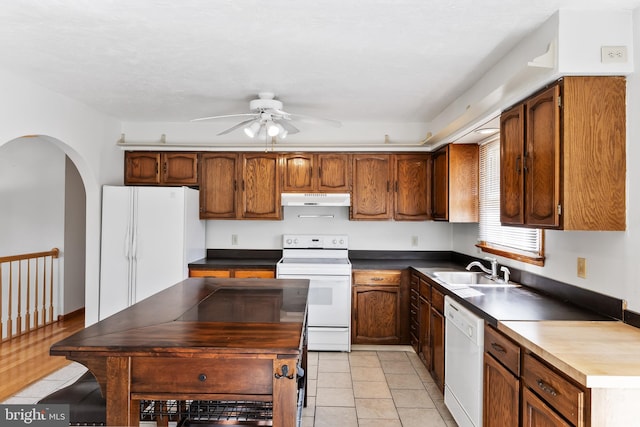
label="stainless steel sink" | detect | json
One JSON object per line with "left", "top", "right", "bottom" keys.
{"left": 432, "top": 271, "right": 519, "bottom": 287}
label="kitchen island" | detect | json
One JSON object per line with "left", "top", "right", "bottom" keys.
{"left": 50, "top": 277, "right": 309, "bottom": 427}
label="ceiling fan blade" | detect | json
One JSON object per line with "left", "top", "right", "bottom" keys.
{"left": 191, "top": 113, "right": 258, "bottom": 122}
{"left": 216, "top": 118, "right": 258, "bottom": 136}
{"left": 287, "top": 113, "right": 342, "bottom": 128}
{"left": 275, "top": 119, "right": 300, "bottom": 135}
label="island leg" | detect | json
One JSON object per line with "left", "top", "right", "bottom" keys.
{"left": 106, "top": 356, "right": 139, "bottom": 426}
{"left": 273, "top": 357, "right": 298, "bottom": 427}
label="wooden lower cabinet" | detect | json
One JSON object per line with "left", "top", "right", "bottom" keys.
{"left": 189, "top": 268, "right": 275, "bottom": 279}
{"left": 484, "top": 353, "right": 520, "bottom": 427}
{"left": 522, "top": 387, "right": 572, "bottom": 427}
{"left": 352, "top": 270, "right": 401, "bottom": 344}
{"left": 430, "top": 301, "right": 445, "bottom": 393}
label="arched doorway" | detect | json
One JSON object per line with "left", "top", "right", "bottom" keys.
{"left": 0, "top": 135, "right": 86, "bottom": 319}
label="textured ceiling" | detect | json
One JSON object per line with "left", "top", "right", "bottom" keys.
{"left": 1, "top": 0, "right": 639, "bottom": 126}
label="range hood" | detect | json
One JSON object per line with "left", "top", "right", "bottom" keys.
{"left": 281, "top": 193, "right": 351, "bottom": 207}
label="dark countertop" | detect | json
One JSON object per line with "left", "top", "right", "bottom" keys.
{"left": 412, "top": 267, "right": 615, "bottom": 326}
{"left": 188, "top": 249, "right": 623, "bottom": 325}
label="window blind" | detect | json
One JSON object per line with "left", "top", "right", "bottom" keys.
{"left": 479, "top": 139, "right": 541, "bottom": 254}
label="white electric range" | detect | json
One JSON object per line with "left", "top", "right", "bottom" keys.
{"left": 276, "top": 234, "right": 351, "bottom": 352}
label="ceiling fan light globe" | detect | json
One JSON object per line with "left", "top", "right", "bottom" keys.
{"left": 257, "top": 125, "right": 267, "bottom": 140}
{"left": 267, "top": 121, "right": 280, "bottom": 137}
{"left": 244, "top": 121, "right": 261, "bottom": 138}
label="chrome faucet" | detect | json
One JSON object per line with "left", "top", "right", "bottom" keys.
{"left": 500, "top": 266, "right": 511, "bottom": 283}
{"left": 466, "top": 257, "right": 498, "bottom": 279}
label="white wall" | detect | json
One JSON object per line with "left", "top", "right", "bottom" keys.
{"left": 206, "top": 206, "right": 453, "bottom": 250}
{"left": 451, "top": 8, "right": 640, "bottom": 313}
{"left": 0, "top": 68, "right": 123, "bottom": 326}
{"left": 64, "top": 156, "right": 86, "bottom": 315}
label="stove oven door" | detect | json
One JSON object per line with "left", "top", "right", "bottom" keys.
{"left": 277, "top": 274, "right": 351, "bottom": 327}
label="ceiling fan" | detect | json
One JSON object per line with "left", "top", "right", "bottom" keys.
{"left": 191, "top": 92, "right": 341, "bottom": 139}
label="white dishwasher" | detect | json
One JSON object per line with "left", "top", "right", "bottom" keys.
{"left": 444, "top": 296, "right": 484, "bottom": 427}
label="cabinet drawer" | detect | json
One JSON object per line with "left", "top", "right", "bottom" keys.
{"left": 410, "top": 289, "right": 419, "bottom": 308}
{"left": 431, "top": 288, "right": 444, "bottom": 313}
{"left": 131, "top": 357, "right": 273, "bottom": 395}
{"left": 353, "top": 270, "right": 401, "bottom": 285}
{"left": 485, "top": 325, "right": 520, "bottom": 376}
{"left": 189, "top": 269, "right": 231, "bottom": 278}
{"left": 234, "top": 269, "right": 275, "bottom": 279}
{"left": 419, "top": 278, "right": 431, "bottom": 301}
{"left": 522, "top": 353, "right": 586, "bottom": 426}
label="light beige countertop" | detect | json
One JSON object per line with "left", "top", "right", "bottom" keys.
{"left": 498, "top": 320, "right": 640, "bottom": 389}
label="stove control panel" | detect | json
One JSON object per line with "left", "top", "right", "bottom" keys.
{"left": 282, "top": 234, "right": 348, "bottom": 249}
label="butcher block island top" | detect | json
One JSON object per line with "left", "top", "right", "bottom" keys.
{"left": 499, "top": 320, "right": 640, "bottom": 389}
{"left": 51, "top": 278, "right": 309, "bottom": 427}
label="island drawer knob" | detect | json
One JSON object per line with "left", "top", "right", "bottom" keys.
{"left": 198, "top": 373, "right": 207, "bottom": 382}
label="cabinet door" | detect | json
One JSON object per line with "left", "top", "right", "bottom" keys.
{"left": 525, "top": 84, "right": 561, "bottom": 228}
{"left": 351, "top": 154, "right": 393, "bottom": 219}
{"left": 395, "top": 154, "right": 431, "bottom": 220}
{"left": 449, "top": 144, "right": 479, "bottom": 222}
{"left": 500, "top": 104, "right": 526, "bottom": 225}
{"left": 125, "top": 152, "right": 160, "bottom": 185}
{"left": 200, "top": 153, "right": 239, "bottom": 219}
{"left": 241, "top": 153, "right": 281, "bottom": 219}
{"left": 419, "top": 295, "right": 432, "bottom": 369}
{"left": 430, "top": 306, "right": 445, "bottom": 393}
{"left": 431, "top": 146, "right": 449, "bottom": 220}
{"left": 162, "top": 152, "right": 198, "bottom": 185}
{"left": 282, "top": 153, "right": 314, "bottom": 192}
{"left": 522, "top": 387, "right": 572, "bottom": 427}
{"left": 317, "top": 154, "right": 351, "bottom": 192}
{"left": 352, "top": 286, "right": 400, "bottom": 344}
{"left": 484, "top": 354, "right": 520, "bottom": 427}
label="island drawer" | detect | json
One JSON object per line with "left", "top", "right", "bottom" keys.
{"left": 353, "top": 270, "right": 401, "bottom": 286}
{"left": 131, "top": 357, "right": 273, "bottom": 395}
{"left": 419, "top": 278, "right": 431, "bottom": 301}
{"left": 431, "top": 288, "right": 444, "bottom": 313}
{"left": 485, "top": 325, "right": 520, "bottom": 376}
{"left": 522, "top": 353, "right": 586, "bottom": 426}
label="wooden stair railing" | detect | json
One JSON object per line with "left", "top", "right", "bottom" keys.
{"left": 0, "top": 248, "right": 59, "bottom": 341}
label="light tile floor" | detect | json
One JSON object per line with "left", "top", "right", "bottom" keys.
{"left": 3, "top": 348, "right": 458, "bottom": 427}
{"left": 303, "top": 347, "right": 458, "bottom": 427}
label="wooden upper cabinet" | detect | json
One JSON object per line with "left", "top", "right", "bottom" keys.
{"left": 162, "top": 152, "right": 199, "bottom": 185}
{"left": 282, "top": 153, "right": 314, "bottom": 192}
{"left": 125, "top": 151, "right": 198, "bottom": 186}
{"left": 394, "top": 154, "right": 431, "bottom": 220}
{"left": 241, "top": 153, "right": 281, "bottom": 220}
{"left": 281, "top": 153, "right": 351, "bottom": 192}
{"left": 125, "top": 152, "right": 160, "bottom": 184}
{"left": 199, "top": 153, "right": 239, "bottom": 219}
{"left": 526, "top": 85, "right": 561, "bottom": 228}
{"left": 500, "top": 76, "right": 626, "bottom": 230}
{"left": 351, "top": 154, "right": 393, "bottom": 220}
{"left": 431, "top": 147, "right": 449, "bottom": 220}
{"left": 317, "top": 154, "right": 351, "bottom": 192}
{"left": 500, "top": 104, "right": 526, "bottom": 225}
{"left": 431, "top": 144, "right": 479, "bottom": 222}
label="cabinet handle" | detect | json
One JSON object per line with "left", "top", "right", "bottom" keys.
{"left": 410, "top": 309, "right": 417, "bottom": 315}
{"left": 490, "top": 342, "right": 506, "bottom": 354}
{"left": 198, "top": 373, "right": 207, "bottom": 382}
{"left": 318, "top": 167, "right": 321, "bottom": 179}
{"left": 395, "top": 181, "right": 398, "bottom": 192}
{"left": 515, "top": 155, "right": 521, "bottom": 174}
{"left": 536, "top": 379, "right": 558, "bottom": 397}
{"left": 163, "top": 162, "right": 167, "bottom": 174}
{"left": 371, "top": 277, "right": 384, "bottom": 281}
{"left": 523, "top": 152, "right": 529, "bottom": 173}
{"left": 387, "top": 181, "right": 390, "bottom": 192}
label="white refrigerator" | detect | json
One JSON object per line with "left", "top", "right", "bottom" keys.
{"left": 99, "top": 185, "right": 205, "bottom": 320}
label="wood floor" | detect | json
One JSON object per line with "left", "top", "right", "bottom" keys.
{"left": 0, "top": 312, "right": 85, "bottom": 401}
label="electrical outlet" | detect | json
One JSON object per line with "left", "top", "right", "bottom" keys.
{"left": 601, "top": 46, "right": 628, "bottom": 63}
{"left": 231, "top": 234, "right": 238, "bottom": 245}
{"left": 577, "top": 257, "right": 586, "bottom": 278}
{"left": 411, "top": 236, "right": 419, "bottom": 247}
